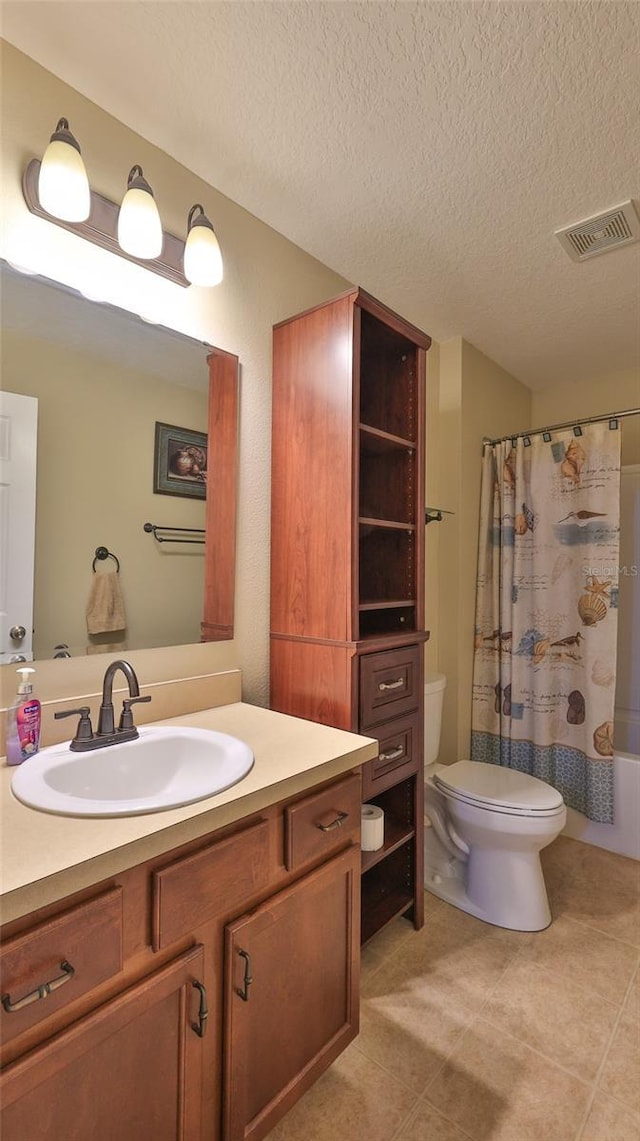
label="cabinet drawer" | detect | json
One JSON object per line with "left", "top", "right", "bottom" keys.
{"left": 0, "top": 888, "right": 123, "bottom": 1044}
{"left": 362, "top": 712, "right": 421, "bottom": 799}
{"left": 359, "top": 644, "right": 421, "bottom": 729}
{"left": 284, "top": 773, "right": 361, "bottom": 871}
{"left": 152, "top": 818, "right": 271, "bottom": 950}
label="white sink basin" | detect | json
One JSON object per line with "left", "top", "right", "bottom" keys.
{"left": 10, "top": 726, "right": 254, "bottom": 817}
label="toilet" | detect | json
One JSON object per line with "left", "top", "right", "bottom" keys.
{"left": 423, "top": 674, "right": 566, "bottom": 931}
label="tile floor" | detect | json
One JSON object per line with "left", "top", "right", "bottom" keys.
{"left": 267, "top": 835, "right": 640, "bottom": 1141}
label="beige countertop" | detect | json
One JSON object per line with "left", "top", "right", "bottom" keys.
{"left": 0, "top": 702, "right": 377, "bottom": 924}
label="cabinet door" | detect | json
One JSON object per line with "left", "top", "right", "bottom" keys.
{"left": 222, "top": 846, "right": 360, "bottom": 1141}
{"left": 1, "top": 944, "right": 205, "bottom": 1141}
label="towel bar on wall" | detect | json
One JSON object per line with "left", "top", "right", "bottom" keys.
{"left": 92, "top": 546, "right": 120, "bottom": 571}
{"left": 143, "top": 522, "right": 205, "bottom": 545}
{"left": 425, "top": 507, "right": 454, "bottom": 526}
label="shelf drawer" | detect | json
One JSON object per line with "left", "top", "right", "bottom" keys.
{"left": 152, "top": 818, "right": 271, "bottom": 950}
{"left": 362, "top": 712, "right": 421, "bottom": 798}
{"left": 284, "top": 773, "right": 361, "bottom": 871}
{"left": 359, "top": 644, "right": 421, "bottom": 730}
{"left": 0, "top": 888, "right": 123, "bottom": 1045}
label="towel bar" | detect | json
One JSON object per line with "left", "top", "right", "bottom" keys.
{"left": 92, "top": 546, "right": 120, "bottom": 571}
{"left": 143, "top": 523, "right": 205, "bottom": 546}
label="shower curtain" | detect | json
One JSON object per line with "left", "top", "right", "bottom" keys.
{"left": 471, "top": 422, "right": 621, "bottom": 823}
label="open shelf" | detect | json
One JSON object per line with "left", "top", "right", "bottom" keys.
{"left": 359, "top": 428, "right": 416, "bottom": 526}
{"left": 359, "top": 309, "right": 419, "bottom": 441}
{"left": 359, "top": 605, "right": 416, "bottom": 639}
{"left": 361, "top": 838, "right": 416, "bottom": 944}
{"left": 361, "top": 818, "right": 415, "bottom": 873}
{"left": 359, "top": 527, "right": 415, "bottom": 602}
{"left": 359, "top": 517, "right": 415, "bottom": 531}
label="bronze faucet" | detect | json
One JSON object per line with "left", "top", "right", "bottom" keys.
{"left": 55, "top": 659, "right": 152, "bottom": 751}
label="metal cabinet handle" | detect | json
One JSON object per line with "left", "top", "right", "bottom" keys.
{"left": 316, "top": 811, "right": 349, "bottom": 832}
{"left": 378, "top": 677, "right": 405, "bottom": 692}
{"left": 236, "top": 949, "right": 253, "bottom": 1002}
{"left": 192, "top": 980, "right": 208, "bottom": 1037}
{"left": 379, "top": 744, "right": 404, "bottom": 762}
{"left": 2, "top": 960, "right": 75, "bottom": 1013}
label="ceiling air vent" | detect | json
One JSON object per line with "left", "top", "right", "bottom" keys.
{"left": 555, "top": 200, "right": 640, "bottom": 262}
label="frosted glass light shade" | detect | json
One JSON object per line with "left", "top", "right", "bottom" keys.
{"left": 117, "top": 167, "right": 163, "bottom": 259}
{"left": 184, "top": 204, "right": 223, "bottom": 286}
{"left": 38, "top": 120, "right": 90, "bottom": 222}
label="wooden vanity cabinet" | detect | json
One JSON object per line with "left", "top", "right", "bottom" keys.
{"left": 0, "top": 771, "right": 361, "bottom": 1141}
{"left": 270, "top": 288, "right": 431, "bottom": 943}
{"left": 223, "top": 845, "right": 359, "bottom": 1141}
{"left": 1, "top": 945, "right": 205, "bottom": 1141}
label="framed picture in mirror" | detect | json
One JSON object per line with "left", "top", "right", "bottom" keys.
{"left": 154, "top": 421, "right": 208, "bottom": 499}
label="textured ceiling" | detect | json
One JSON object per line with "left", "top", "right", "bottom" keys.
{"left": 2, "top": 1, "right": 639, "bottom": 390}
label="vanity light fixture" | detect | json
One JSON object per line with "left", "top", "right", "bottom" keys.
{"left": 117, "top": 165, "right": 163, "bottom": 259}
{"left": 22, "top": 119, "right": 225, "bottom": 289}
{"left": 184, "top": 204, "right": 223, "bottom": 286}
{"left": 37, "top": 118, "right": 91, "bottom": 222}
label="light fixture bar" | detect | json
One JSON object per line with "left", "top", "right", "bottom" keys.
{"left": 22, "top": 158, "right": 189, "bottom": 288}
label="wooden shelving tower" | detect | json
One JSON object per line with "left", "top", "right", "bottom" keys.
{"left": 270, "top": 287, "right": 431, "bottom": 943}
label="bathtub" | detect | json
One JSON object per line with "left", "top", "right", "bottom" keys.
{"left": 562, "top": 710, "right": 640, "bottom": 860}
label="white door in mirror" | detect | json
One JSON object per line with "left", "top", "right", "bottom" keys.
{"left": 10, "top": 727, "right": 254, "bottom": 817}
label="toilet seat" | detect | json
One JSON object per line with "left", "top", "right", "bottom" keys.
{"left": 434, "top": 760, "right": 564, "bottom": 818}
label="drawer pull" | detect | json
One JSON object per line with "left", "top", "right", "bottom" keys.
{"left": 2, "top": 960, "right": 75, "bottom": 1013}
{"left": 379, "top": 744, "right": 404, "bottom": 763}
{"left": 378, "top": 677, "right": 405, "bottom": 692}
{"left": 236, "top": 948, "right": 253, "bottom": 1002}
{"left": 192, "top": 980, "right": 208, "bottom": 1037}
{"left": 316, "top": 811, "right": 349, "bottom": 833}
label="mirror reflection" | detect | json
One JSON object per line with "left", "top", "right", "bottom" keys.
{"left": 1, "top": 261, "right": 212, "bottom": 662}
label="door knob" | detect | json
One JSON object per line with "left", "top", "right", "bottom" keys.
{"left": 9, "top": 625, "right": 26, "bottom": 641}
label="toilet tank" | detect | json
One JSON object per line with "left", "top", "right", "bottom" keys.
{"left": 424, "top": 673, "right": 447, "bottom": 766}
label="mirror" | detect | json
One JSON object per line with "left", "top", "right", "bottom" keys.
{"left": 1, "top": 260, "right": 235, "bottom": 662}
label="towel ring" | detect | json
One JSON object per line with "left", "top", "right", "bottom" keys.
{"left": 92, "top": 546, "right": 120, "bottom": 573}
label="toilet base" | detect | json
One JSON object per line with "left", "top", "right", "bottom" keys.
{"left": 424, "top": 823, "right": 553, "bottom": 932}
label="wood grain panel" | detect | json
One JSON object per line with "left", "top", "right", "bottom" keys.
{"left": 269, "top": 637, "right": 357, "bottom": 730}
{"left": 152, "top": 819, "right": 270, "bottom": 950}
{"left": 1, "top": 945, "right": 204, "bottom": 1141}
{"left": 271, "top": 294, "right": 355, "bottom": 641}
{"left": 362, "top": 711, "right": 421, "bottom": 799}
{"left": 202, "top": 347, "right": 239, "bottom": 641}
{"left": 223, "top": 846, "right": 360, "bottom": 1141}
{"left": 284, "top": 773, "right": 361, "bottom": 870}
{"left": 0, "top": 888, "right": 123, "bottom": 1045}
{"left": 359, "top": 644, "right": 422, "bottom": 730}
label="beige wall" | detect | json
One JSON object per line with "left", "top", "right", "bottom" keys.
{"left": 3, "top": 327, "right": 208, "bottom": 658}
{"left": 437, "top": 339, "right": 532, "bottom": 765}
{"left": 0, "top": 42, "right": 350, "bottom": 705}
{"left": 532, "top": 367, "right": 640, "bottom": 466}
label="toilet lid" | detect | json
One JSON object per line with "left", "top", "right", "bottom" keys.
{"left": 434, "top": 760, "right": 564, "bottom": 813}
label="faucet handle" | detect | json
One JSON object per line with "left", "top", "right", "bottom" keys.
{"left": 119, "top": 694, "right": 152, "bottom": 732}
{"left": 55, "top": 706, "right": 94, "bottom": 744}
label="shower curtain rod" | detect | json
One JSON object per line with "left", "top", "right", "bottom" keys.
{"left": 482, "top": 406, "right": 640, "bottom": 447}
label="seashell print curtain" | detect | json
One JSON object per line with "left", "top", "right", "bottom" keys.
{"left": 471, "top": 422, "right": 621, "bottom": 822}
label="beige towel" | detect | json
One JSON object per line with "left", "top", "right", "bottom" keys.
{"left": 86, "top": 640, "right": 128, "bottom": 655}
{"left": 86, "top": 571, "right": 127, "bottom": 635}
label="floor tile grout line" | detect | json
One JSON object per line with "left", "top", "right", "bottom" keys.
{"left": 470, "top": 1013, "right": 596, "bottom": 1091}
{"left": 488, "top": 951, "right": 626, "bottom": 1016}
{"left": 547, "top": 900, "right": 640, "bottom": 949}
{"left": 416, "top": 949, "right": 522, "bottom": 1108}
{"left": 349, "top": 1037, "right": 425, "bottom": 1100}
{"left": 389, "top": 1092, "right": 478, "bottom": 1141}
{"left": 548, "top": 909, "right": 640, "bottom": 952}
{"left": 572, "top": 974, "right": 635, "bottom": 1141}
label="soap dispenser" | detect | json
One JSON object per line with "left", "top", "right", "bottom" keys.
{"left": 6, "top": 667, "right": 41, "bottom": 765}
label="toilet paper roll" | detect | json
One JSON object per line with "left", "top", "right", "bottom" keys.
{"left": 361, "top": 803, "right": 384, "bottom": 852}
